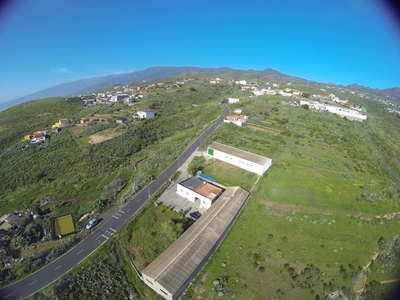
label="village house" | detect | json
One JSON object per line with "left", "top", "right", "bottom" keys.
{"left": 80, "top": 117, "right": 101, "bottom": 124}
{"left": 110, "top": 93, "right": 129, "bottom": 102}
{"left": 235, "top": 80, "right": 247, "bottom": 85}
{"left": 52, "top": 119, "right": 72, "bottom": 131}
{"left": 24, "top": 130, "right": 47, "bottom": 143}
{"left": 223, "top": 115, "right": 249, "bottom": 127}
{"left": 228, "top": 97, "right": 240, "bottom": 104}
{"left": 137, "top": 109, "right": 155, "bottom": 119}
{"left": 124, "top": 98, "right": 136, "bottom": 105}
{"left": 176, "top": 177, "right": 224, "bottom": 209}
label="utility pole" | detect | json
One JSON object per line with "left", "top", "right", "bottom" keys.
{"left": 59, "top": 235, "right": 64, "bottom": 251}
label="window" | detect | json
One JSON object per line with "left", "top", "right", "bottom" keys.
{"left": 146, "top": 279, "right": 153, "bottom": 285}
{"left": 160, "top": 289, "right": 168, "bottom": 295}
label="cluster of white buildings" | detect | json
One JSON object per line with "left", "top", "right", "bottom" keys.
{"left": 299, "top": 100, "right": 367, "bottom": 121}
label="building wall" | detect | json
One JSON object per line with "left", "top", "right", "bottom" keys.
{"left": 138, "top": 111, "right": 155, "bottom": 119}
{"left": 176, "top": 183, "right": 212, "bottom": 209}
{"left": 141, "top": 274, "right": 173, "bottom": 300}
{"left": 208, "top": 148, "right": 271, "bottom": 175}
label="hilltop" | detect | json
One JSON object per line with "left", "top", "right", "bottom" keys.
{"left": 1, "top": 66, "right": 398, "bottom": 111}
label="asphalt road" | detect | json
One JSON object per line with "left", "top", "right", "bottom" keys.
{"left": 0, "top": 104, "right": 230, "bottom": 299}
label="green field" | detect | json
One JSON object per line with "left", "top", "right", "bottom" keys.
{"left": 184, "top": 94, "right": 400, "bottom": 299}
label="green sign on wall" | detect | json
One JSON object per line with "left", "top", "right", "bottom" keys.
{"left": 208, "top": 148, "right": 214, "bottom": 156}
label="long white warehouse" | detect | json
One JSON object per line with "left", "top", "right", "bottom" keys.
{"left": 206, "top": 142, "right": 272, "bottom": 175}
{"left": 141, "top": 187, "right": 249, "bottom": 300}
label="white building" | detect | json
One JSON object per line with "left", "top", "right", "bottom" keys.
{"left": 323, "top": 105, "right": 367, "bottom": 121}
{"left": 110, "top": 93, "right": 129, "bottom": 102}
{"left": 223, "top": 115, "right": 249, "bottom": 127}
{"left": 137, "top": 109, "right": 155, "bottom": 119}
{"left": 177, "top": 177, "right": 223, "bottom": 209}
{"left": 207, "top": 142, "right": 272, "bottom": 175}
{"left": 228, "top": 97, "right": 240, "bottom": 104}
{"left": 235, "top": 80, "right": 247, "bottom": 85}
{"left": 141, "top": 187, "right": 249, "bottom": 300}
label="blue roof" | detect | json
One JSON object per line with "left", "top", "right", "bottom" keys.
{"left": 198, "top": 173, "right": 216, "bottom": 183}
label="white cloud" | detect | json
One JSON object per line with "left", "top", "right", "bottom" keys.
{"left": 50, "top": 68, "right": 69, "bottom": 73}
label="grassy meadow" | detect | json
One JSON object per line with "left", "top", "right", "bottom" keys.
{"left": 185, "top": 92, "right": 400, "bottom": 299}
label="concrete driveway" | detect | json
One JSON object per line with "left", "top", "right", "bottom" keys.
{"left": 156, "top": 150, "right": 207, "bottom": 216}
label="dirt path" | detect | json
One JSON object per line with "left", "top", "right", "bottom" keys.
{"left": 247, "top": 124, "right": 282, "bottom": 135}
{"left": 353, "top": 252, "right": 380, "bottom": 297}
{"left": 380, "top": 279, "right": 400, "bottom": 284}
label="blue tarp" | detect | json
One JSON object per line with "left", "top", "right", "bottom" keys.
{"left": 197, "top": 173, "right": 216, "bottom": 183}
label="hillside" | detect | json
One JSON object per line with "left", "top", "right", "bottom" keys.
{"left": 380, "top": 87, "right": 400, "bottom": 100}
{"left": 1, "top": 66, "right": 396, "bottom": 112}
{"left": 1, "top": 73, "right": 400, "bottom": 299}
{"left": 0, "top": 66, "right": 232, "bottom": 110}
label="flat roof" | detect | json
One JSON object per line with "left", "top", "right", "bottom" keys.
{"left": 178, "top": 177, "right": 203, "bottom": 190}
{"left": 208, "top": 142, "right": 270, "bottom": 166}
{"left": 194, "top": 183, "right": 222, "bottom": 199}
{"left": 142, "top": 187, "right": 249, "bottom": 297}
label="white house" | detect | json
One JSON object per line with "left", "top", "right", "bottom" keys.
{"left": 207, "top": 142, "right": 272, "bottom": 175}
{"left": 228, "top": 97, "right": 240, "bottom": 104}
{"left": 223, "top": 115, "right": 249, "bottom": 127}
{"left": 137, "top": 109, "right": 155, "bottom": 119}
{"left": 110, "top": 93, "right": 129, "bottom": 102}
{"left": 177, "top": 177, "right": 223, "bottom": 209}
{"left": 235, "top": 80, "right": 247, "bottom": 85}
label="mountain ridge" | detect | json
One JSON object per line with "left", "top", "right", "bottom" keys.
{"left": 1, "top": 66, "right": 398, "bottom": 110}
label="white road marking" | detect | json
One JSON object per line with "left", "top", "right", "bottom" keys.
{"left": 112, "top": 215, "right": 119, "bottom": 219}
{"left": 109, "top": 227, "right": 116, "bottom": 232}
{"left": 3, "top": 293, "right": 12, "bottom": 298}
{"left": 76, "top": 249, "right": 84, "bottom": 255}
{"left": 54, "top": 265, "right": 62, "bottom": 271}
{"left": 101, "top": 234, "right": 109, "bottom": 240}
{"left": 119, "top": 210, "right": 125, "bottom": 214}
{"left": 29, "top": 280, "right": 38, "bottom": 286}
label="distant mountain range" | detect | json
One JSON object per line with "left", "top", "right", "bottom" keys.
{"left": 0, "top": 66, "right": 398, "bottom": 110}
{"left": 380, "top": 87, "right": 400, "bottom": 99}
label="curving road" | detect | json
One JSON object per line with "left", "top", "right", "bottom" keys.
{"left": 0, "top": 104, "right": 230, "bottom": 299}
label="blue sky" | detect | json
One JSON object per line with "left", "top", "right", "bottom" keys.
{"left": 0, "top": 0, "right": 399, "bottom": 103}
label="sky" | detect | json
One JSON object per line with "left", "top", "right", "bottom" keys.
{"left": 0, "top": 0, "right": 399, "bottom": 103}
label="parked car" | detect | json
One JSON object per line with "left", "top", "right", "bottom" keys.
{"left": 190, "top": 211, "right": 201, "bottom": 220}
{"left": 85, "top": 218, "right": 97, "bottom": 230}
